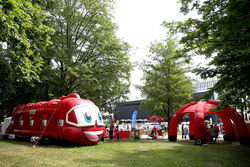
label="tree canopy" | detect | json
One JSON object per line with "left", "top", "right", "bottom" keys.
{"left": 164, "top": 0, "right": 250, "bottom": 111}
{"left": 43, "top": 0, "right": 132, "bottom": 114}
{"left": 0, "top": 0, "right": 132, "bottom": 120}
{"left": 0, "top": 0, "right": 54, "bottom": 81}
{"left": 0, "top": 0, "right": 54, "bottom": 119}
{"left": 138, "top": 37, "right": 194, "bottom": 125}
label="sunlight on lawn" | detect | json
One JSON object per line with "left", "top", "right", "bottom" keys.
{"left": 0, "top": 139, "right": 249, "bottom": 167}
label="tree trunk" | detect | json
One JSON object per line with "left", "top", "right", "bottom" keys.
{"left": 167, "top": 100, "right": 170, "bottom": 129}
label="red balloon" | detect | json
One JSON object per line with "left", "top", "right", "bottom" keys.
{"left": 112, "top": 118, "right": 115, "bottom": 122}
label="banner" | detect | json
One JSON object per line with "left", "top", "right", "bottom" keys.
{"left": 104, "top": 131, "right": 130, "bottom": 139}
{"left": 131, "top": 110, "right": 137, "bottom": 128}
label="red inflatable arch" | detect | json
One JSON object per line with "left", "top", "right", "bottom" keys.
{"left": 168, "top": 100, "right": 250, "bottom": 145}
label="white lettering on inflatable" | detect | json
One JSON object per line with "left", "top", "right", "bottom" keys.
{"left": 195, "top": 112, "right": 204, "bottom": 117}
{"left": 42, "top": 120, "right": 47, "bottom": 126}
{"left": 30, "top": 120, "right": 34, "bottom": 126}
{"left": 29, "top": 109, "right": 36, "bottom": 115}
{"left": 58, "top": 120, "right": 64, "bottom": 126}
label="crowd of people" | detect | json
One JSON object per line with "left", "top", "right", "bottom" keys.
{"left": 204, "top": 122, "right": 220, "bottom": 144}
{"left": 104, "top": 122, "right": 166, "bottom": 141}
{"left": 105, "top": 122, "right": 120, "bottom": 143}
{"left": 102, "top": 121, "right": 222, "bottom": 144}
{"left": 181, "top": 122, "right": 220, "bottom": 144}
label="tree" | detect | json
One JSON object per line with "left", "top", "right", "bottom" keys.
{"left": 138, "top": 37, "right": 194, "bottom": 127}
{"left": 0, "top": 0, "right": 54, "bottom": 120}
{"left": 40, "top": 0, "right": 132, "bottom": 114}
{"left": 0, "top": 0, "right": 54, "bottom": 81}
{"left": 164, "top": 0, "right": 250, "bottom": 113}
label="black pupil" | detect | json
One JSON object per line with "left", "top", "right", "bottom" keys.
{"left": 85, "top": 113, "right": 91, "bottom": 120}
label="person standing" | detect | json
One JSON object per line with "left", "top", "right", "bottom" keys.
{"left": 116, "top": 125, "right": 120, "bottom": 141}
{"left": 209, "top": 125, "right": 217, "bottom": 144}
{"left": 204, "top": 122, "right": 209, "bottom": 143}
{"left": 182, "top": 124, "right": 184, "bottom": 139}
{"left": 109, "top": 123, "right": 114, "bottom": 142}
{"left": 162, "top": 124, "right": 165, "bottom": 136}
{"left": 184, "top": 124, "right": 189, "bottom": 139}
{"left": 214, "top": 122, "right": 219, "bottom": 140}
{"left": 150, "top": 126, "right": 157, "bottom": 139}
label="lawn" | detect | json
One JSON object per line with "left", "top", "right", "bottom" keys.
{"left": 0, "top": 138, "right": 249, "bottom": 167}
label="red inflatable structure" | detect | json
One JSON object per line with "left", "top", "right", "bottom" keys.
{"left": 3, "top": 93, "right": 105, "bottom": 146}
{"left": 168, "top": 100, "right": 250, "bottom": 145}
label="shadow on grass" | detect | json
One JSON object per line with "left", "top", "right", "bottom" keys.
{"left": 104, "top": 138, "right": 243, "bottom": 146}
{"left": 0, "top": 134, "right": 245, "bottom": 148}
{"left": 0, "top": 136, "right": 33, "bottom": 147}
{"left": 0, "top": 135, "right": 88, "bottom": 148}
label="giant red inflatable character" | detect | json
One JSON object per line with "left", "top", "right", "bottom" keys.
{"left": 4, "top": 93, "right": 105, "bottom": 146}
{"left": 168, "top": 100, "right": 250, "bottom": 145}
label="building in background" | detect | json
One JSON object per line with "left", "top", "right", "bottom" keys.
{"left": 192, "top": 79, "right": 219, "bottom": 123}
{"left": 114, "top": 78, "right": 219, "bottom": 126}
{"left": 114, "top": 100, "right": 151, "bottom": 130}
{"left": 192, "top": 78, "right": 218, "bottom": 100}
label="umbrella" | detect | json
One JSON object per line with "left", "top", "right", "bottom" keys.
{"left": 147, "top": 116, "right": 164, "bottom": 122}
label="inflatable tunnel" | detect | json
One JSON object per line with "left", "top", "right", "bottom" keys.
{"left": 168, "top": 100, "right": 250, "bottom": 145}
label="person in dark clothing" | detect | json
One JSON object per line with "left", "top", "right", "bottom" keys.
{"left": 182, "top": 124, "right": 184, "bottom": 139}
{"left": 209, "top": 124, "right": 217, "bottom": 144}
{"left": 109, "top": 123, "right": 114, "bottom": 142}
{"left": 116, "top": 125, "right": 120, "bottom": 141}
{"left": 214, "top": 122, "right": 219, "bottom": 140}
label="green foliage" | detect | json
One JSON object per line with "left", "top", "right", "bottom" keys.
{"left": 39, "top": 0, "right": 132, "bottom": 113}
{"left": 138, "top": 37, "right": 194, "bottom": 122}
{"left": 0, "top": 0, "right": 131, "bottom": 120}
{"left": 164, "top": 0, "right": 250, "bottom": 112}
{"left": 0, "top": 0, "right": 54, "bottom": 81}
{"left": 0, "top": 0, "right": 54, "bottom": 119}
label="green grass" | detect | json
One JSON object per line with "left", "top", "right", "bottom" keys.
{"left": 0, "top": 138, "right": 249, "bottom": 167}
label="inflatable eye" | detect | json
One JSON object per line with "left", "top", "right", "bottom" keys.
{"left": 84, "top": 112, "right": 92, "bottom": 123}
{"left": 98, "top": 113, "right": 102, "bottom": 123}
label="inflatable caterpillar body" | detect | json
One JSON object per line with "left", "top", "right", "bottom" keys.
{"left": 4, "top": 93, "right": 105, "bottom": 146}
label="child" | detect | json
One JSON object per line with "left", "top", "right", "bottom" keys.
{"left": 116, "top": 125, "right": 120, "bottom": 141}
